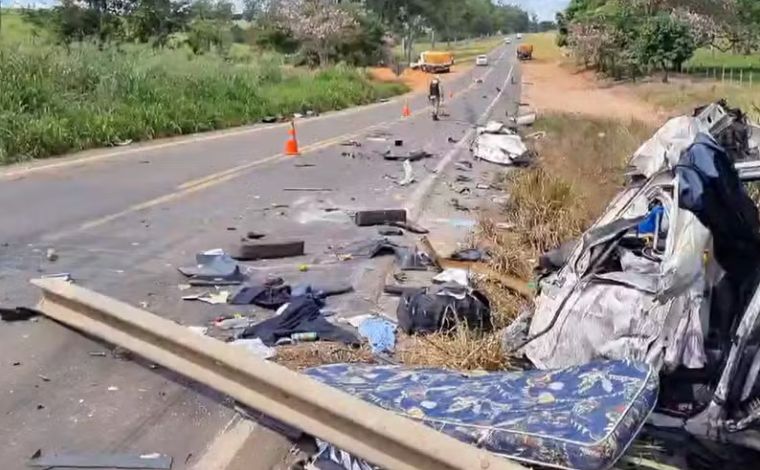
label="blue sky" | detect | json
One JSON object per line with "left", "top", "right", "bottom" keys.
{"left": 507, "top": 0, "right": 569, "bottom": 21}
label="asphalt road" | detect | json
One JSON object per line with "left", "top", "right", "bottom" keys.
{"left": 0, "top": 42, "right": 521, "bottom": 469}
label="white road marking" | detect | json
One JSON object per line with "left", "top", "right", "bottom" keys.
{"left": 406, "top": 62, "right": 516, "bottom": 221}
{"left": 190, "top": 416, "right": 257, "bottom": 470}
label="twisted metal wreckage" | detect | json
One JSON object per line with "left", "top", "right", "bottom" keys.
{"left": 33, "top": 101, "right": 760, "bottom": 470}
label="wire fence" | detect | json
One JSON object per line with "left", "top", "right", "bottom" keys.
{"left": 683, "top": 64, "right": 759, "bottom": 87}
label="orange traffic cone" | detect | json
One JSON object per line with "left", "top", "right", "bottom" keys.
{"left": 402, "top": 100, "right": 411, "bottom": 118}
{"left": 284, "top": 121, "right": 300, "bottom": 156}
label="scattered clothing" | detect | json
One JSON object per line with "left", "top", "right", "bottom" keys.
{"left": 677, "top": 133, "right": 760, "bottom": 278}
{"left": 291, "top": 283, "right": 354, "bottom": 299}
{"left": 358, "top": 317, "right": 396, "bottom": 354}
{"left": 242, "top": 296, "right": 358, "bottom": 346}
{"left": 343, "top": 238, "right": 431, "bottom": 271}
{"left": 229, "top": 278, "right": 291, "bottom": 308}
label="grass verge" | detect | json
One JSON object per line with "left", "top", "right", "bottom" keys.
{"left": 687, "top": 47, "right": 760, "bottom": 74}
{"left": 0, "top": 42, "right": 407, "bottom": 164}
{"left": 524, "top": 32, "right": 563, "bottom": 61}
{"left": 635, "top": 81, "right": 760, "bottom": 121}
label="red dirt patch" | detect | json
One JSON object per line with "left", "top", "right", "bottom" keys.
{"left": 522, "top": 60, "right": 667, "bottom": 124}
{"left": 369, "top": 65, "right": 469, "bottom": 93}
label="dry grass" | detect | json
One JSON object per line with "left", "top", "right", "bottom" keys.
{"left": 274, "top": 343, "right": 375, "bottom": 370}
{"left": 635, "top": 79, "right": 760, "bottom": 122}
{"left": 397, "top": 326, "right": 512, "bottom": 372}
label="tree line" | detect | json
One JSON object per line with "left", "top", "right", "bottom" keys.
{"left": 556, "top": 0, "right": 760, "bottom": 81}
{"left": 19, "top": 0, "right": 539, "bottom": 66}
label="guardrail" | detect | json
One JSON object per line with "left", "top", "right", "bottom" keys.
{"left": 31, "top": 278, "right": 525, "bottom": 470}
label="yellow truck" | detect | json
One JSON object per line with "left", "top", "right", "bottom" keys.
{"left": 414, "top": 51, "right": 455, "bottom": 73}
{"left": 517, "top": 44, "right": 533, "bottom": 60}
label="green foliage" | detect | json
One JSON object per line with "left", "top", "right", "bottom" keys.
{"left": 186, "top": 19, "right": 231, "bottom": 54}
{"left": 559, "top": 0, "right": 703, "bottom": 80}
{"left": 0, "top": 43, "right": 407, "bottom": 164}
{"left": 251, "top": 23, "right": 300, "bottom": 54}
{"left": 635, "top": 14, "right": 696, "bottom": 82}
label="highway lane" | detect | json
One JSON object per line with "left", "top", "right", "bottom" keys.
{"left": 0, "top": 42, "right": 520, "bottom": 468}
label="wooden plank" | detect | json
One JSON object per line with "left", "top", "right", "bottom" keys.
{"left": 31, "top": 279, "right": 524, "bottom": 470}
{"left": 439, "top": 260, "right": 533, "bottom": 299}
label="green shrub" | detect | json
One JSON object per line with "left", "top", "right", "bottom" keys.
{"left": 0, "top": 43, "right": 407, "bottom": 164}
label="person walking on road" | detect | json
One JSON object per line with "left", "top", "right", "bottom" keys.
{"left": 429, "top": 76, "right": 443, "bottom": 121}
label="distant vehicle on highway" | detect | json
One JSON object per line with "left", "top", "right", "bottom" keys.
{"left": 412, "top": 51, "right": 455, "bottom": 73}
{"left": 475, "top": 55, "right": 489, "bottom": 66}
{"left": 504, "top": 37, "right": 512, "bottom": 44}
{"left": 516, "top": 33, "right": 523, "bottom": 39}
{"left": 517, "top": 44, "right": 533, "bottom": 60}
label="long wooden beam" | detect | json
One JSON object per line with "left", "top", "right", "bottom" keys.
{"left": 31, "top": 279, "right": 524, "bottom": 470}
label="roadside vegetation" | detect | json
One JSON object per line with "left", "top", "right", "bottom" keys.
{"left": 0, "top": 0, "right": 545, "bottom": 164}
{"left": 0, "top": 44, "right": 403, "bottom": 163}
{"left": 556, "top": 0, "right": 760, "bottom": 83}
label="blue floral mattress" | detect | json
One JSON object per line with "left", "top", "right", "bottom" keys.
{"left": 306, "top": 360, "right": 658, "bottom": 470}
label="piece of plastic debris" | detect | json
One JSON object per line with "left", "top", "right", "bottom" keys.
{"left": 398, "top": 160, "right": 415, "bottom": 186}
{"left": 231, "top": 338, "right": 276, "bottom": 360}
{"left": 187, "top": 326, "right": 209, "bottom": 336}
{"left": 345, "top": 314, "right": 376, "bottom": 329}
{"left": 46, "top": 248, "right": 58, "bottom": 262}
{"left": 88, "top": 352, "right": 107, "bottom": 357}
{"left": 177, "top": 284, "right": 192, "bottom": 291}
{"left": 299, "top": 264, "right": 310, "bottom": 272}
{"left": 215, "top": 317, "right": 255, "bottom": 330}
{"left": 38, "top": 374, "right": 51, "bottom": 382}
{"left": 108, "top": 386, "right": 119, "bottom": 391}
{"left": 182, "top": 291, "right": 229, "bottom": 305}
{"left": 433, "top": 268, "right": 469, "bottom": 286}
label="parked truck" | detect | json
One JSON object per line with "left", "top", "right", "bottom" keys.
{"left": 413, "top": 51, "right": 455, "bottom": 73}
{"left": 517, "top": 44, "right": 533, "bottom": 60}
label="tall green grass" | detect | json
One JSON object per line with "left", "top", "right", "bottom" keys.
{"left": 686, "top": 47, "right": 760, "bottom": 74}
{"left": 0, "top": 43, "right": 406, "bottom": 164}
